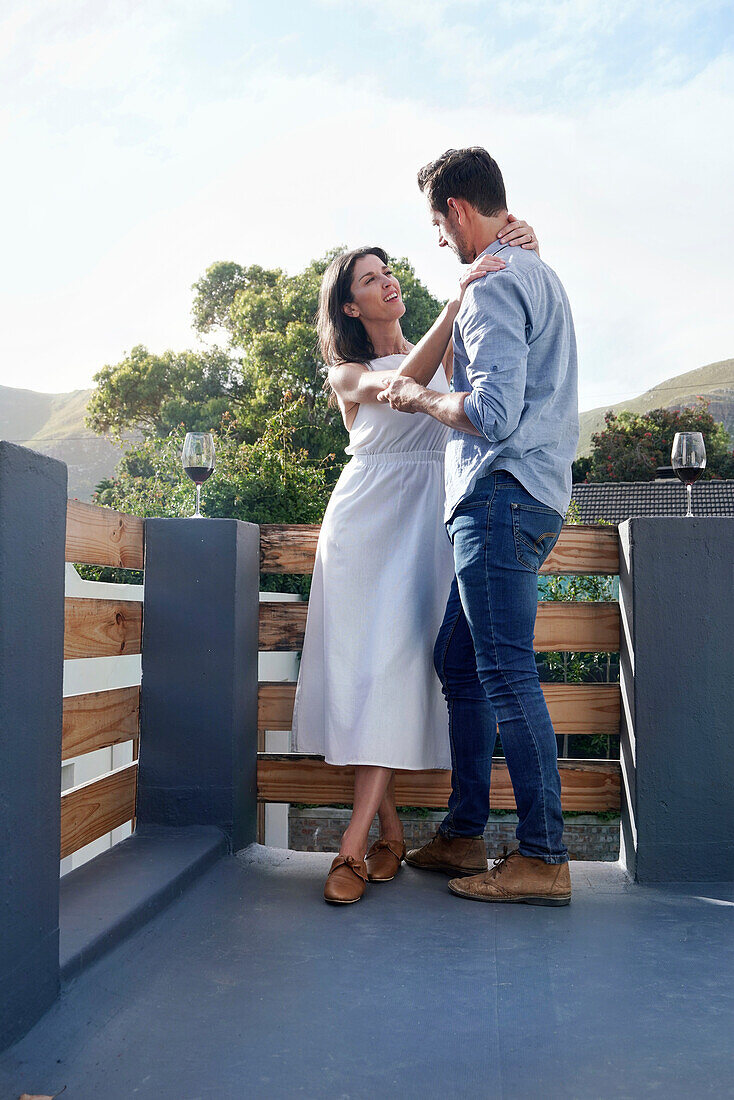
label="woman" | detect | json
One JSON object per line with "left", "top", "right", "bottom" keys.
{"left": 292, "top": 219, "right": 539, "bottom": 903}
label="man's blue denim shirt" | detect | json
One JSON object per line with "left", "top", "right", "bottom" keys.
{"left": 445, "top": 237, "right": 579, "bottom": 522}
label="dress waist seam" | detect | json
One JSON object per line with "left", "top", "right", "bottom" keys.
{"left": 346, "top": 450, "right": 446, "bottom": 465}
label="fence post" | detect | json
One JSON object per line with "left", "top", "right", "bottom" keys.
{"left": 619, "top": 517, "right": 734, "bottom": 882}
{"left": 136, "top": 519, "right": 260, "bottom": 852}
{"left": 0, "top": 442, "right": 67, "bottom": 1051}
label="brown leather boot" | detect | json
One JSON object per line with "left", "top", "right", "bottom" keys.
{"left": 448, "top": 848, "right": 571, "bottom": 906}
{"left": 405, "top": 830, "right": 488, "bottom": 876}
{"left": 365, "top": 838, "right": 406, "bottom": 882}
{"left": 323, "top": 854, "right": 368, "bottom": 904}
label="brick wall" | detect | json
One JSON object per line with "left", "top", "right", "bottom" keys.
{"left": 288, "top": 808, "right": 620, "bottom": 862}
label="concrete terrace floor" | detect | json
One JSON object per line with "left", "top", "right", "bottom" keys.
{"left": 1, "top": 848, "right": 732, "bottom": 1100}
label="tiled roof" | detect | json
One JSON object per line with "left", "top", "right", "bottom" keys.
{"left": 570, "top": 480, "right": 734, "bottom": 524}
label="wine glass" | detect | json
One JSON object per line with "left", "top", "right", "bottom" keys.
{"left": 181, "top": 433, "right": 215, "bottom": 518}
{"left": 671, "top": 431, "right": 706, "bottom": 517}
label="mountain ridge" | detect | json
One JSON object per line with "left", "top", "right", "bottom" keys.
{"left": 578, "top": 357, "right": 734, "bottom": 455}
{"left": 0, "top": 383, "right": 128, "bottom": 500}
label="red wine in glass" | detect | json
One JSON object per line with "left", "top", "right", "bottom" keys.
{"left": 674, "top": 466, "right": 703, "bottom": 487}
{"left": 181, "top": 433, "right": 215, "bottom": 517}
{"left": 671, "top": 432, "right": 706, "bottom": 517}
{"left": 183, "top": 465, "right": 214, "bottom": 485}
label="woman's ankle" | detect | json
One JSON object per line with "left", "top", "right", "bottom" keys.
{"left": 339, "top": 828, "right": 367, "bottom": 862}
{"left": 377, "top": 816, "right": 404, "bottom": 844}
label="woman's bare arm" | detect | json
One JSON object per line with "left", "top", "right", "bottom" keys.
{"left": 442, "top": 339, "right": 453, "bottom": 385}
{"left": 390, "top": 302, "right": 460, "bottom": 389}
{"left": 328, "top": 364, "right": 401, "bottom": 407}
{"left": 329, "top": 363, "right": 402, "bottom": 431}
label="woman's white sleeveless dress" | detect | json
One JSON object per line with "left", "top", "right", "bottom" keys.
{"left": 291, "top": 354, "right": 454, "bottom": 770}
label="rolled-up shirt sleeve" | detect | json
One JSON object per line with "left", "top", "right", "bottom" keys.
{"left": 460, "top": 271, "right": 531, "bottom": 442}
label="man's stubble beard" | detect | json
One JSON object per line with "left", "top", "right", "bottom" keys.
{"left": 447, "top": 231, "right": 473, "bottom": 266}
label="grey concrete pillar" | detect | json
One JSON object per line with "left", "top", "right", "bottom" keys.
{"left": 619, "top": 518, "right": 734, "bottom": 882}
{"left": 0, "top": 442, "right": 67, "bottom": 1051}
{"left": 136, "top": 519, "right": 260, "bottom": 852}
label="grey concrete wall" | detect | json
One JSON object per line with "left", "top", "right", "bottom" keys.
{"left": 136, "top": 519, "right": 260, "bottom": 852}
{"left": 0, "top": 442, "right": 67, "bottom": 1051}
{"left": 619, "top": 518, "right": 734, "bottom": 882}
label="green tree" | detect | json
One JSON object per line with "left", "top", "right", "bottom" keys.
{"left": 90, "top": 397, "right": 333, "bottom": 595}
{"left": 571, "top": 455, "right": 591, "bottom": 483}
{"left": 86, "top": 345, "right": 242, "bottom": 440}
{"left": 190, "top": 261, "right": 255, "bottom": 333}
{"left": 88, "top": 251, "right": 445, "bottom": 472}
{"left": 583, "top": 403, "right": 734, "bottom": 482}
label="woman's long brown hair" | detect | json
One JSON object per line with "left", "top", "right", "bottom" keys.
{"left": 317, "top": 246, "right": 389, "bottom": 407}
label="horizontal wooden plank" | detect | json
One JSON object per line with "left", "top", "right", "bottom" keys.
{"left": 257, "top": 681, "right": 620, "bottom": 736}
{"left": 258, "top": 601, "right": 620, "bottom": 653}
{"left": 541, "top": 525, "right": 618, "bottom": 575}
{"left": 257, "top": 755, "right": 620, "bottom": 812}
{"left": 60, "top": 762, "right": 138, "bottom": 859}
{"left": 259, "top": 601, "right": 308, "bottom": 651}
{"left": 535, "top": 602, "right": 620, "bottom": 652}
{"left": 64, "top": 597, "right": 143, "bottom": 659}
{"left": 258, "top": 681, "right": 298, "bottom": 731}
{"left": 538, "top": 683, "right": 620, "bottom": 734}
{"left": 259, "top": 523, "right": 618, "bottom": 576}
{"left": 260, "top": 525, "right": 320, "bottom": 574}
{"left": 62, "top": 686, "right": 140, "bottom": 760}
{"left": 66, "top": 499, "right": 144, "bottom": 569}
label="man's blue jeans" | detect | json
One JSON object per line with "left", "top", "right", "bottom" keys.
{"left": 434, "top": 470, "right": 568, "bottom": 863}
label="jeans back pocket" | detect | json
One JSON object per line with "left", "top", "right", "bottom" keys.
{"left": 511, "top": 502, "right": 563, "bottom": 572}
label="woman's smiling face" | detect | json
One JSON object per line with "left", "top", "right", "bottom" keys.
{"left": 344, "top": 254, "right": 405, "bottom": 323}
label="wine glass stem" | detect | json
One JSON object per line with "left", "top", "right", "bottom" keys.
{"left": 195, "top": 484, "right": 202, "bottom": 518}
{"left": 686, "top": 483, "right": 693, "bottom": 518}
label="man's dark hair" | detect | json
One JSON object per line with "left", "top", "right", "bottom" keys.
{"left": 417, "top": 147, "right": 507, "bottom": 217}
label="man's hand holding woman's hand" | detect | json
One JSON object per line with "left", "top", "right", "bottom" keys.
{"left": 376, "top": 374, "right": 424, "bottom": 410}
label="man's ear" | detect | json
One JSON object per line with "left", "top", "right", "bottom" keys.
{"left": 447, "top": 197, "right": 463, "bottom": 225}
{"left": 444, "top": 198, "right": 462, "bottom": 225}
{"left": 342, "top": 301, "right": 359, "bottom": 319}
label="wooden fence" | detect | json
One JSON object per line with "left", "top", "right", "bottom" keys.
{"left": 256, "top": 522, "right": 622, "bottom": 813}
{"left": 59, "top": 507, "right": 621, "bottom": 862}
{"left": 61, "top": 501, "right": 144, "bottom": 860}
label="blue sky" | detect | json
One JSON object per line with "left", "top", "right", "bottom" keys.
{"left": 1, "top": 0, "right": 733, "bottom": 410}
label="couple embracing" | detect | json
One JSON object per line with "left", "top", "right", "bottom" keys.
{"left": 292, "top": 147, "right": 579, "bottom": 906}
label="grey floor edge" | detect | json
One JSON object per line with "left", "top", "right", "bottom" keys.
{"left": 59, "top": 824, "right": 228, "bottom": 983}
{"left": 2, "top": 847, "right": 732, "bottom": 1100}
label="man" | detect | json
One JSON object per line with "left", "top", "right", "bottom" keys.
{"left": 382, "top": 147, "right": 579, "bottom": 905}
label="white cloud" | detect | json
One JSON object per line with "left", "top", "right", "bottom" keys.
{"left": 0, "top": 3, "right": 732, "bottom": 414}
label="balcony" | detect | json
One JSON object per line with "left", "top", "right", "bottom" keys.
{"left": 1, "top": 440, "right": 732, "bottom": 1099}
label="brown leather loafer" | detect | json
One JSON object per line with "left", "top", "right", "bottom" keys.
{"left": 323, "top": 854, "right": 368, "bottom": 904}
{"left": 448, "top": 848, "right": 571, "bottom": 906}
{"left": 365, "top": 838, "right": 406, "bottom": 882}
{"left": 405, "top": 830, "right": 488, "bottom": 876}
